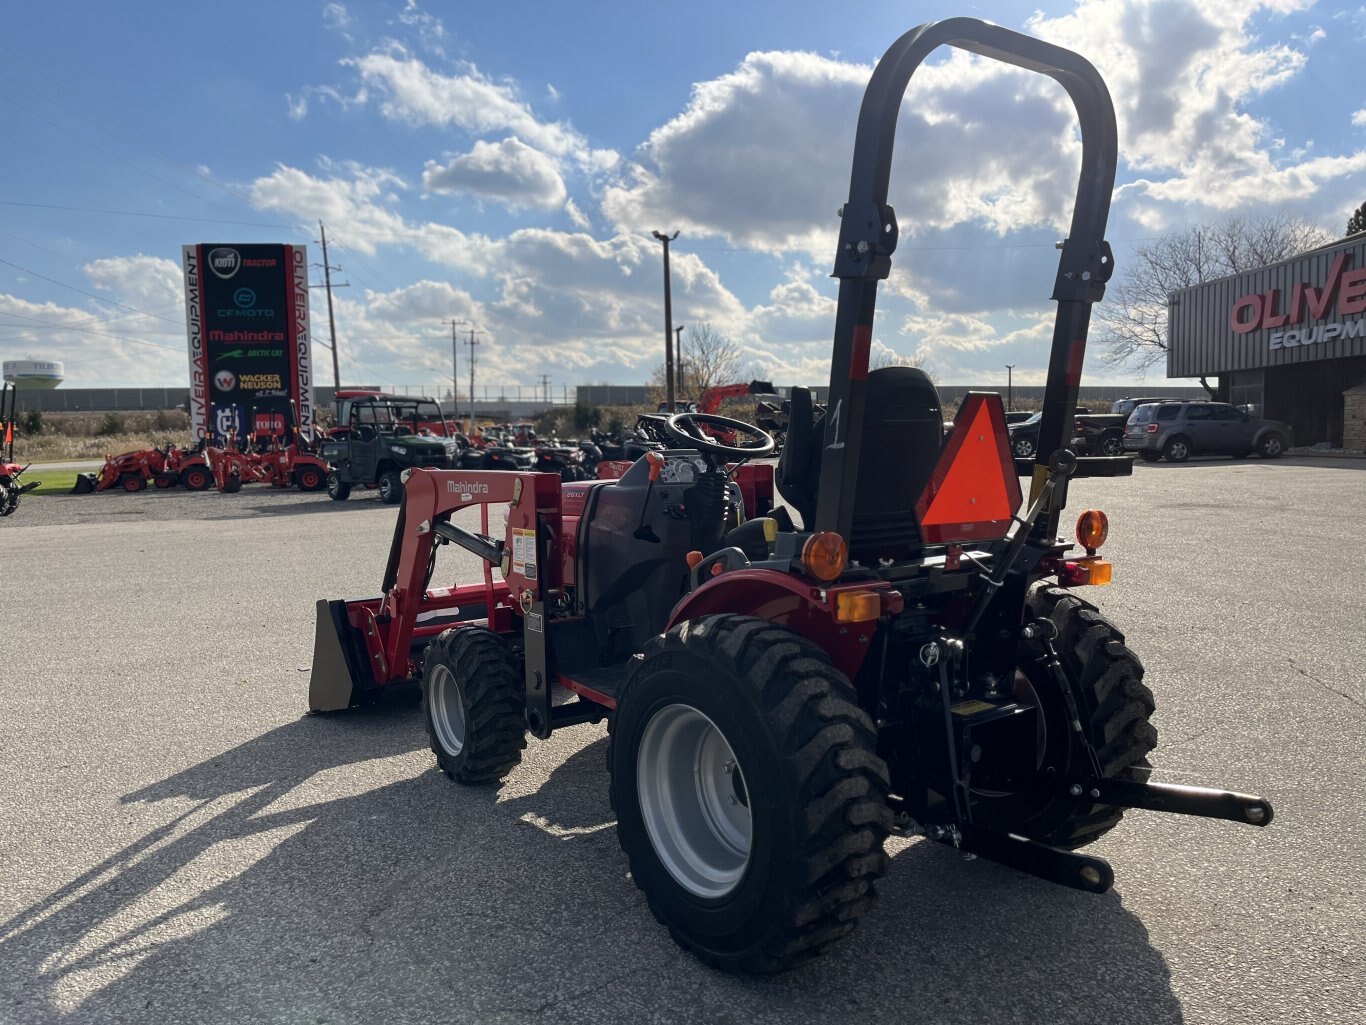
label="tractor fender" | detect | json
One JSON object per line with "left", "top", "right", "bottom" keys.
{"left": 665, "top": 568, "right": 880, "bottom": 681}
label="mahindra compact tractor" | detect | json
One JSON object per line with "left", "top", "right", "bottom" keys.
{"left": 0, "top": 383, "right": 39, "bottom": 516}
{"left": 308, "top": 19, "right": 1274, "bottom": 973}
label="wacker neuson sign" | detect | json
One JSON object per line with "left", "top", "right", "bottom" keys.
{"left": 1168, "top": 236, "right": 1366, "bottom": 377}
{"left": 183, "top": 243, "right": 313, "bottom": 442}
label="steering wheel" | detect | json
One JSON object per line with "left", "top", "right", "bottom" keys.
{"left": 664, "top": 412, "right": 775, "bottom": 461}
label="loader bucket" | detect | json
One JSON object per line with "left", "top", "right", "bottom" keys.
{"left": 308, "top": 598, "right": 375, "bottom": 712}
{"left": 70, "top": 472, "right": 98, "bottom": 495}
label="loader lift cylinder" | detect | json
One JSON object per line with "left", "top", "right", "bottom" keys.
{"left": 816, "top": 17, "right": 1118, "bottom": 544}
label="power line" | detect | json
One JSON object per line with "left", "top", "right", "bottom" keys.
{"left": 0, "top": 256, "right": 183, "bottom": 324}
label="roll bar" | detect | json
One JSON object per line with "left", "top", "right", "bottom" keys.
{"left": 814, "top": 18, "right": 1118, "bottom": 542}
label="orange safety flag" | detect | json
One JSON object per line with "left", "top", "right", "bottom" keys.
{"left": 3, "top": 421, "right": 11, "bottom": 445}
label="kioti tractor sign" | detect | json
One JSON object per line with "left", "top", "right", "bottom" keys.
{"left": 182, "top": 243, "right": 313, "bottom": 442}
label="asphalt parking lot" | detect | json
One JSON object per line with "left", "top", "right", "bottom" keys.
{"left": 1, "top": 456, "right": 1363, "bottom": 1025}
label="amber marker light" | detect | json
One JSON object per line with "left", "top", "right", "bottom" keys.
{"left": 1076, "top": 509, "right": 1109, "bottom": 554}
{"left": 801, "top": 532, "right": 848, "bottom": 582}
{"left": 834, "top": 590, "right": 881, "bottom": 623}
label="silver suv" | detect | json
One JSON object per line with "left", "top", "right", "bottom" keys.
{"left": 1123, "top": 401, "right": 1291, "bottom": 462}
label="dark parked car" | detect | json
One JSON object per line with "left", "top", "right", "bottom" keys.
{"left": 1007, "top": 407, "right": 1124, "bottom": 459}
{"left": 1122, "top": 401, "right": 1291, "bottom": 462}
{"left": 1111, "top": 395, "right": 1183, "bottom": 417}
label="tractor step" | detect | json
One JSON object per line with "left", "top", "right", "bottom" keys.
{"left": 1014, "top": 455, "right": 1133, "bottom": 478}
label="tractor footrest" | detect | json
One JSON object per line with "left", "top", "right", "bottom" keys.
{"left": 1015, "top": 455, "right": 1133, "bottom": 478}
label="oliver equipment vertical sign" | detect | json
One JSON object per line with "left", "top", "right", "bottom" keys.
{"left": 182, "top": 243, "right": 312, "bottom": 442}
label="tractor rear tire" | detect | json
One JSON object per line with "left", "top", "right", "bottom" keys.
{"left": 977, "top": 585, "right": 1157, "bottom": 850}
{"left": 421, "top": 627, "right": 527, "bottom": 784}
{"left": 180, "top": 465, "right": 213, "bottom": 491}
{"left": 378, "top": 470, "right": 403, "bottom": 505}
{"left": 611, "top": 615, "right": 891, "bottom": 973}
{"left": 326, "top": 471, "right": 351, "bottom": 501}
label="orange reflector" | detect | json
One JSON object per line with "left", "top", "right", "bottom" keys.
{"left": 801, "top": 532, "right": 848, "bottom": 582}
{"left": 1076, "top": 509, "right": 1109, "bottom": 551}
{"left": 914, "top": 393, "right": 1022, "bottom": 544}
{"left": 1060, "top": 557, "right": 1112, "bottom": 587}
{"left": 834, "top": 590, "right": 881, "bottom": 623}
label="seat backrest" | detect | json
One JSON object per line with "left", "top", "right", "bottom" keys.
{"left": 849, "top": 366, "right": 943, "bottom": 562}
{"left": 777, "top": 367, "right": 943, "bottom": 559}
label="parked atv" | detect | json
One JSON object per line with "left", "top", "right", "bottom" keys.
{"left": 321, "top": 396, "right": 453, "bottom": 504}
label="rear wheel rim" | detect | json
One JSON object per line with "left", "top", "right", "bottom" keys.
{"left": 1169, "top": 441, "right": 1188, "bottom": 460}
{"left": 637, "top": 703, "right": 751, "bottom": 899}
{"left": 428, "top": 664, "right": 466, "bottom": 757}
{"left": 1264, "top": 437, "right": 1281, "bottom": 456}
{"left": 1014, "top": 438, "right": 1034, "bottom": 458}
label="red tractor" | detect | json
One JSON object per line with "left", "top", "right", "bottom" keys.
{"left": 309, "top": 19, "right": 1273, "bottom": 973}
{"left": 72, "top": 443, "right": 209, "bottom": 494}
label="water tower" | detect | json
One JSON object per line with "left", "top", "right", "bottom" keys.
{"left": 2, "top": 359, "right": 65, "bottom": 390}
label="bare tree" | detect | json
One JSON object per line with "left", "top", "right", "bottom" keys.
{"left": 1096, "top": 213, "right": 1333, "bottom": 390}
{"left": 870, "top": 348, "right": 929, "bottom": 376}
{"left": 675, "top": 322, "right": 746, "bottom": 398}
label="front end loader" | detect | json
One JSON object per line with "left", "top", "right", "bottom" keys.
{"left": 308, "top": 17, "right": 1274, "bottom": 973}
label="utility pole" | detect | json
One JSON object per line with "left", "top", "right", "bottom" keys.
{"left": 467, "top": 328, "right": 483, "bottom": 429}
{"left": 313, "top": 221, "right": 348, "bottom": 391}
{"left": 445, "top": 318, "right": 468, "bottom": 419}
{"left": 674, "top": 324, "right": 685, "bottom": 400}
{"left": 538, "top": 373, "right": 552, "bottom": 405}
{"left": 652, "top": 230, "right": 679, "bottom": 410}
{"left": 1005, "top": 364, "right": 1016, "bottom": 411}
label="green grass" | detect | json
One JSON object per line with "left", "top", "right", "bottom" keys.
{"left": 24, "top": 470, "right": 86, "bottom": 496}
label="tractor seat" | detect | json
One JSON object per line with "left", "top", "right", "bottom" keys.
{"left": 776, "top": 366, "right": 944, "bottom": 562}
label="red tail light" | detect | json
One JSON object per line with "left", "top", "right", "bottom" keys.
{"left": 1146, "top": 423, "right": 1159, "bottom": 433}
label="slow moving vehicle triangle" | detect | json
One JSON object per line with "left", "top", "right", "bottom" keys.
{"left": 914, "top": 393, "right": 1022, "bottom": 543}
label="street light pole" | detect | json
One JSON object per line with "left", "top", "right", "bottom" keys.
{"left": 1005, "top": 364, "right": 1016, "bottom": 411}
{"left": 445, "top": 319, "right": 467, "bottom": 421}
{"left": 468, "top": 328, "right": 482, "bottom": 431}
{"left": 652, "top": 230, "right": 679, "bottom": 410}
{"left": 674, "top": 324, "right": 685, "bottom": 401}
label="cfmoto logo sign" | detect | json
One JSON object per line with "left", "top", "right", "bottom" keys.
{"left": 233, "top": 287, "right": 256, "bottom": 308}
{"left": 214, "top": 370, "right": 236, "bottom": 392}
{"left": 207, "top": 248, "right": 241, "bottom": 279}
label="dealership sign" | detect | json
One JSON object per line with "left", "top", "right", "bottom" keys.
{"left": 182, "top": 243, "right": 312, "bottom": 441}
{"left": 1228, "top": 251, "right": 1366, "bottom": 351}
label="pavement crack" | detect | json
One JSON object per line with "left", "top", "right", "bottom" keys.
{"left": 1288, "top": 658, "right": 1366, "bottom": 713}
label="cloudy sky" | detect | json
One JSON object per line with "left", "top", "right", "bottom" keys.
{"left": 2, "top": 0, "right": 1363, "bottom": 394}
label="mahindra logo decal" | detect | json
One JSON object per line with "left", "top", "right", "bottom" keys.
{"left": 208, "top": 248, "right": 241, "bottom": 279}
{"left": 446, "top": 480, "right": 490, "bottom": 502}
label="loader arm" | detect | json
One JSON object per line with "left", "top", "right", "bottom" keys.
{"left": 308, "top": 469, "right": 562, "bottom": 711}
{"left": 816, "top": 17, "right": 1118, "bottom": 544}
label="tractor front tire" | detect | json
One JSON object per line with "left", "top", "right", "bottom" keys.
{"left": 378, "top": 470, "right": 403, "bottom": 505}
{"left": 180, "top": 465, "right": 213, "bottom": 491}
{"left": 296, "top": 466, "right": 327, "bottom": 492}
{"left": 120, "top": 473, "right": 146, "bottom": 493}
{"left": 611, "top": 615, "right": 891, "bottom": 973}
{"left": 421, "top": 627, "right": 527, "bottom": 785}
{"left": 979, "top": 585, "right": 1157, "bottom": 850}
{"left": 326, "top": 471, "right": 351, "bottom": 501}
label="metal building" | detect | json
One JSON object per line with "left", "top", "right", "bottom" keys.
{"left": 1167, "top": 233, "right": 1366, "bottom": 447}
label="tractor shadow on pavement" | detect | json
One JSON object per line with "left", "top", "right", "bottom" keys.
{"left": 0, "top": 705, "right": 1183, "bottom": 1025}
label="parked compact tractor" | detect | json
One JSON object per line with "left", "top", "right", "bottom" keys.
{"left": 71, "top": 442, "right": 212, "bottom": 494}
{"left": 321, "top": 396, "right": 454, "bottom": 504}
{"left": 308, "top": 19, "right": 1273, "bottom": 973}
{"left": 0, "top": 383, "right": 39, "bottom": 516}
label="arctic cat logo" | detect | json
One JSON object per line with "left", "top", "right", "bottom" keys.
{"left": 207, "top": 248, "right": 241, "bottom": 279}
{"left": 446, "top": 480, "right": 490, "bottom": 502}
